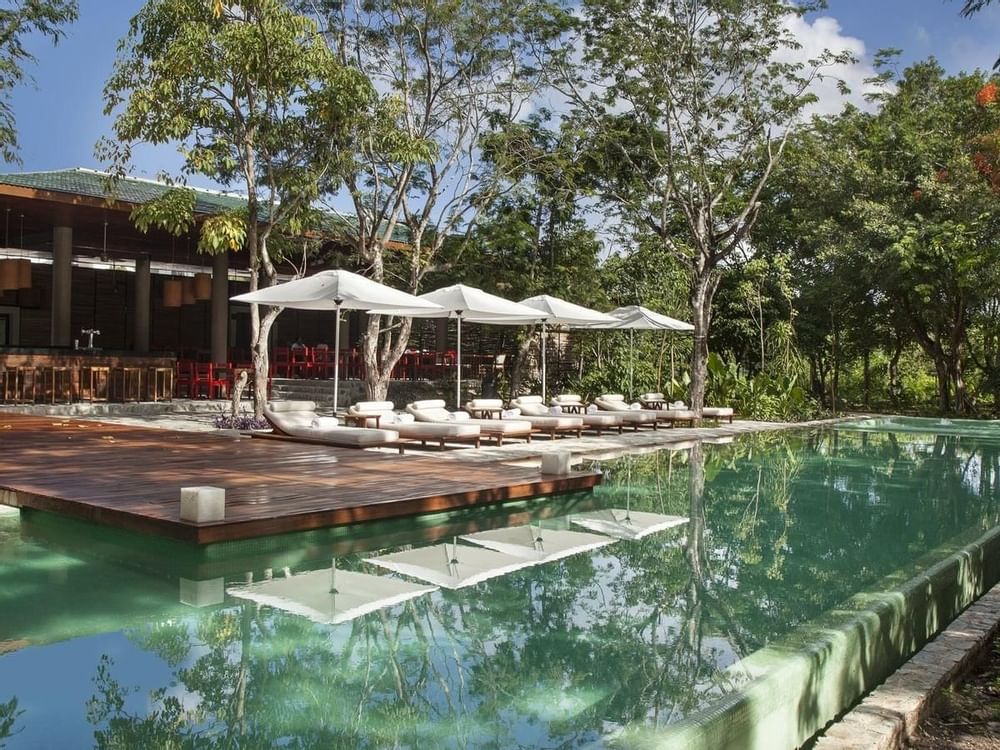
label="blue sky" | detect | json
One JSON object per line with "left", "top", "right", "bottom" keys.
{"left": 6, "top": 0, "right": 1000, "bottom": 189}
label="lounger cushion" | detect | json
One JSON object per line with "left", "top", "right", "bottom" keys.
{"left": 395, "top": 422, "right": 480, "bottom": 439}
{"left": 703, "top": 407, "right": 734, "bottom": 418}
{"left": 265, "top": 402, "right": 399, "bottom": 446}
{"left": 408, "top": 400, "right": 530, "bottom": 434}
{"left": 515, "top": 395, "right": 544, "bottom": 405}
{"left": 509, "top": 397, "right": 550, "bottom": 416}
{"left": 467, "top": 398, "right": 505, "bottom": 409}
{"left": 551, "top": 394, "right": 584, "bottom": 406}
{"left": 657, "top": 409, "right": 698, "bottom": 421}
{"left": 353, "top": 400, "right": 395, "bottom": 412}
{"left": 518, "top": 415, "right": 584, "bottom": 430}
{"left": 268, "top": 400, "right": 318, "bottom": 413}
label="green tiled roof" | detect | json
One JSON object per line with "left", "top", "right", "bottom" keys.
{"left": 0, "top": 167, "right": 250, "bottom": 215}
{"left": 0, "top": 167, "right": 412, "bottom": 245}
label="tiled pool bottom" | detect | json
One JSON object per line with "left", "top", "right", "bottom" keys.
{"left": 1, "top": 420, "right": 999, "bottom": 749}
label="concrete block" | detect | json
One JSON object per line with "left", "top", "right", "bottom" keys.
{"left": 180, "top": 485, "right": 225, "bottom": 523}
{"left": 541, "top": 451, "right": 572, "bottom": 476}
{"left": 179, "top": 577, "right": 224, "bottom": 607}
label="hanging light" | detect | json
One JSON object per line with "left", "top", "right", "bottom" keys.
{"left": 193, "top": 272, "right": 212, "bottom": 300}
{"left": 0, "top": 259, "right": 17, "bottom": 290}
{"left": 15, "top": 258, "right": 30, "bottom": 288}
{"left": 163, "top": 278, "right": 183, "bottom": 308}
{"left": 182, "top": 276, "right": 196, "bottom": 305}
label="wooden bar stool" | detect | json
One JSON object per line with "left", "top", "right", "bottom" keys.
{"left": 44, "top": 366, "right": 74, "bottom": 404}
{"left": 147, "top": 367, "right": 174, "bottom": 402}
{"left": 112, "top": 367, "right": 143, "bottom": 402}
{"left": 12, "top": 367, "right": 40, "bottom": 404}
{"left": 80, "top": 366, "right": 111, "bottom": 403}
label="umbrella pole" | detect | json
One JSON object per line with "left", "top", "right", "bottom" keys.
{"left": 333, "top": 303, "right": 342, "bottom": 413}
{"left": 629, "top": 329, "right": 634, "bottom": 397}
{"left": 541, "top": 322, "right": 547, "bottom": 402}
{"left": 456, "top": 314, "right": 462, "bottom": 409}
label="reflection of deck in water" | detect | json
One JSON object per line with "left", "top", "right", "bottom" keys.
{"left": 0, "top": 414, "right": 601, "bottom": 543}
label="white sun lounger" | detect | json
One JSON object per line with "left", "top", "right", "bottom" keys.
{"left": 263, "top": 400, "right": 402, "bottom": 451}
{"left": 406, "top": 399, "right": 533, "bottom": 446}
{"left": 511, "top": 395, "right": 623, "bottom": 435}
{"left": 639, "top": 392, "right": 734, "bottom": 423}
{"left": 589, "top": 394, "right": 661, "bottom": 429}
{"left": 347, "top": 400, "right": 482, "bottom": 449}
{"left": 466, "top": 398, "right": 583, "bottom": 439}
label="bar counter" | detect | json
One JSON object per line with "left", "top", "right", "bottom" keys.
{"left": 0, "top": 349, "right": 176, "bottom": 403}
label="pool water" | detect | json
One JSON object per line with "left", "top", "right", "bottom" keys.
{"left": 1, "top": 419, "right": 999, "bottom": 748}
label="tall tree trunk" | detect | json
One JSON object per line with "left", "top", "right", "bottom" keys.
{"left": 251, "top": 309, "right": 278, "bottom": 417}
{"left": 688, "top": 271, "right": 719, "bottom": 414}
{"left": 934, "top": 359, "right": 951, "bottom": 413}
{"left": 862, "top": 348, "right": 871, "bottom": 409}
{"left": 888, "top": 338, "right": 903, "bottom": 406}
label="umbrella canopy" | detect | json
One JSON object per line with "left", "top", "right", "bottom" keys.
{"left": 569, "top": 509, "right": 689, "bottom": 541}
{"left": 460, "top": 525, "right": 614, "bottom": 562}
{"left": 378, "top": 284, "right": 544, "bottom": 408}
{"left": 517, "top": 295, "right": 619, "bottom": 401}
{"left": 365, "top": 539, "right": 538, "bottom": 589}
{"left": 582, "top": 305, "right": 694, "bottom": 331}
{"left": 230, "top": 269, "right": 442, "bottom": 312}
{"left": 226, "top": 564, "right": 437, "bottom": 625}
{"left": 230, "top": 270, "right": 442, "bottom": 410}
{"left": 578, "top": 305, "right": 694, "bottom": 396}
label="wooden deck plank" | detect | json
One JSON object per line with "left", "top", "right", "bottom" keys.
{"left": 0, "top": 414, "right": 601, "bottom": 543}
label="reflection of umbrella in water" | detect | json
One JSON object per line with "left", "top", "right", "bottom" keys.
{"left": 460, "top": 525, "right": 613, "bottom": 561}
{"left": 226, "top": 561, "right": 436, "bottom": 625}
{"left": 570, "top": 509, "right": 688, "bottom": 541}
{"left": 576, "top": 450, "right": 689, "bottom": 540}
{"left": 365, "top": 538, "right": 537, "bottom": 589}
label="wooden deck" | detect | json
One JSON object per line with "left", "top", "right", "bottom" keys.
{"left": 0, "top": 414, "right": 601, "bottom": 544}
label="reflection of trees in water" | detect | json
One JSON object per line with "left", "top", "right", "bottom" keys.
{"left": 0, "top": 697, "right": 22, "bottom": 748}
{"left": 83, "top": 431, "right": 1000, "bottom": 747}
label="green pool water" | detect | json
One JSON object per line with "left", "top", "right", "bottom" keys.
{"left": 1, "top": 418, "right": 999, "bottom": 749}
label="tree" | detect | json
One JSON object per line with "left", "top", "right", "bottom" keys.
{"left": 849, "top": 61, "right": 1000, "bottom": 412}
{"left": 0, "top": 0, "right": 78, "bottom": 162}
{"left": 101, "top": 0, "right": 375, "bottom": 416}
{"left": 304, "top": 0, "right": 564, "bottom": 400}
{"left": 551, "top": 0, "right": 851, "bottom": 413}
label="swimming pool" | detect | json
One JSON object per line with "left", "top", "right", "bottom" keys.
{"left": 1, "top": 418, "right": 998, "bottom": 748}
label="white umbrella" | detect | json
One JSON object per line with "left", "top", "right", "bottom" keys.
{"left": 569, "top": 509, "right": 688, "bottom": 541}
{"left": 580, "top": 305, "right": 695, "bottom": 396}
{"left": 460, "top": 524, "right": 614, "bottom": 561}
{"left": 365, "top": 538, "right": 538, "bottom": 589}
{"left": 517, "top": 295, "right": 619, "bottom": 402}
{"left": 377, "top": 284, "right": 543, "bottom": 408}
{"left": 231, "top": 270, "right": 442, "bottom": 409}
{"left": 226, "top": 562, "right": 437, "bottom": 625}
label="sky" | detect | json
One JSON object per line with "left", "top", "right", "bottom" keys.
{"left": 6, "top": 0, "right": 1000, "bottom": 190}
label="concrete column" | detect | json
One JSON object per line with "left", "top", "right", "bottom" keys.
{"left": 211, "top": 252, "right": 229, "bottom": 363}
{"left": 134, "top": 256, "right": 151, "bottom": 352}
{"left": 51, "top": 225, "right": 72, "bottom": 347}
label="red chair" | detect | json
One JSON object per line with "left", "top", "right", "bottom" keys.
{"left": 273, "top": 347, "right": 291, "bottom": 378}
{"left": 312, "top": 345, "right": 334, "bottom": 379}
{"left": 192, "top": 363, "right": 228, "bottom": 399}
{"left": 290, "top": 345, "right": 310, "bottom": 379}
{"left": 176, "top": 360, "right": 195, "bottom": 399}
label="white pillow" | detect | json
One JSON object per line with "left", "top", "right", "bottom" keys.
{"left": 502, "top": 408, "right": 521, "bottom": 418}
{"left": 548, "top": 406, "right": 563, "bottom": 415}
{"left": 448, "top": 411, "right": 471, "bottom": 421}
{"left": 311, "top": 417, "right": 341, "bottom": 429}
{"left": 586, "top": 404, "right": 598, "bottom": 414}
{"left": 629, "top": 402, "right": 642, "bottom": 410}
{"left": 395, "top": 413, "right": 415, "bottom": 424}
{"left": 671, "top": 401, "right": 687, "bottom": 409}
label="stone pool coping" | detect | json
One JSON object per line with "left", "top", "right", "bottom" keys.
{"left": 813, "top": 582, "right": 1000, "bottom": 750}
{"left": 614, "top": 522, "right": 1000, "bottom": 750}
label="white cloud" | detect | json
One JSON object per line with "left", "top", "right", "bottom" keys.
{"left": 912, "top": 25, "right": 931, "bottom": 47}
{"left": 778, "top": 14, "right": 885, "bottom": 117}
